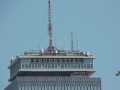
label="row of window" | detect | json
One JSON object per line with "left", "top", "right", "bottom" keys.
{"left": 19, "top": 85, "right": 100, "bottom": 90}
{"left": 21, "top": 63, "right": 93, "bottom": 69}
{"left": 22, "top": 58, "right": 93, "bottom": 64}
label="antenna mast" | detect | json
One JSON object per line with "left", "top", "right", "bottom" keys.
{"left": 71, "top": 32, "right": 74, "bottom": 51}
{"left": 48, "top": 0, "right": 53, "bottom": 48}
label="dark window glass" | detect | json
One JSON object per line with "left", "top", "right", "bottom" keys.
{"left": 31, "top": 59, "right": 34, "bottom": 62}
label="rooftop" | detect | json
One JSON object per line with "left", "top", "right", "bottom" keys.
{"left": 23, "top": 48, "right": 95, "bottom": 57}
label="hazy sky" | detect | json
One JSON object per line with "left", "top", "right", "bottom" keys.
{"left": 0, "top": 0, "right": 120, "bottom": 90}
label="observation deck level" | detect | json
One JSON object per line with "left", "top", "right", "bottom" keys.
{"left": 9, "top": 49, "right": 96, "bottom": 81}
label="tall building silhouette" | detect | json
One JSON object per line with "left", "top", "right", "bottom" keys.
{"left": 5, "top": 0, "right": 101, "bottom": 90}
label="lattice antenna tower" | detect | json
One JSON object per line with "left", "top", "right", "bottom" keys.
{"left": 48, "top": 0, "right": 53, "bottom": 48}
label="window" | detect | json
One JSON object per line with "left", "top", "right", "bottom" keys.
{"left": 57, "top": 59, "right": 60, "bottom": 63}
{"left": 31, "top": 59, "right": 34, "bottom": 62}
{"left": 21, "top": 64, "right": 24, "bottom": 68}
{"left": 62, "top": 59, "right": 65, "bottom": 63}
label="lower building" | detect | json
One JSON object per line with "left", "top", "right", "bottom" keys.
{"left": 5, "top": 76, "right": 101, "bottom": 90}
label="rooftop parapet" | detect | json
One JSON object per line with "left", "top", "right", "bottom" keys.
{"left": 23, "top": 49, "right": 95, "bottom": 58}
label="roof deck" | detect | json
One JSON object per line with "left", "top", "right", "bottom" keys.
{"left": 23, "top": 49, "right": 95, "bottom": 58}
{"left": 9, "top": 49, "right": 95, "bottom": 68}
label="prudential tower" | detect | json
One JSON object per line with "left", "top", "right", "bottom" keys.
{"left": 5, "top": 0, "right": 101, "bottom": 90}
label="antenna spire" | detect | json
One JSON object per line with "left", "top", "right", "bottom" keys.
{"left": 48, "top": 0, "right": 53, "bottom": 48}
{"left": 71, "top": 32, "right": 74, "bottom": 51}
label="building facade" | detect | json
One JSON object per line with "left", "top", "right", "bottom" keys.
{"left": 5, "top": 50, "right": 101, "bottom": 90}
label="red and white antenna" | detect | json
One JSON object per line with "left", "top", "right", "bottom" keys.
{"left": 48, "top": 0, "right": 53, "bottom": 48}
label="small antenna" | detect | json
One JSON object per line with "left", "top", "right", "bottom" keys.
{"left": 71, "top": 32, "right": 74, "bottom": 51}
{"left": 76, "top": 39, "right": 79, "bottom": 50}
{"left": 76, "top": 33, "right": 79, "bottom": 51}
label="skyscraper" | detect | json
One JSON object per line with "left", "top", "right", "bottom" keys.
{"left": 5, "top": 0, "right": 101, "bottom": 90}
